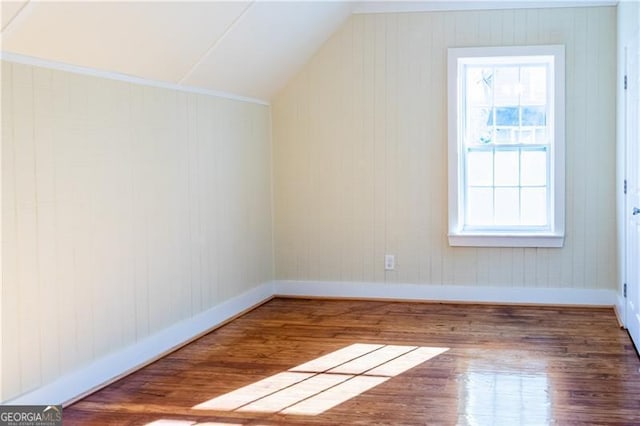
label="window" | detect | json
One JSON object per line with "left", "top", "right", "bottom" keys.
{"left": 448, "top": 45, "right": 565, "bottom": 247}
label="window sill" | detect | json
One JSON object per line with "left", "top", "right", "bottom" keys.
{"left": 448, "top": 232, "right": 565, "bottom": 248}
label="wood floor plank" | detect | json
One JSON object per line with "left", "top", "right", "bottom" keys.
{"left": 64, "top": 299, "right": 640, "bottom": 425}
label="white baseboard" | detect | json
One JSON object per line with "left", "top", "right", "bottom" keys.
{"left": 274, "top": 280, "right": 617, "bottom": 306}
{"left": 4, "top": 282, "right": 275, "bottom": 406}
{"left": 616, "top": 294, "right": 627, "bottom": 328}
{"left": 5, "top": 279, "right": 617, "bottom": 406}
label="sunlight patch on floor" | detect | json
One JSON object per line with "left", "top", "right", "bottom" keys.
{"left": 194, "top": 372, "right": 313, "bottom": 411}
{"left": 238, "top": 373, "right": 352, "bottom": 413}
{"left": 289, "top": 343, "right": 383, "bottom": 373}
{"left": 326, "top": 345, "right": 416, "bottom": 374}
{"left": 282, "top": 375, "right": 388, "bottom": 416}
{"left": 193, "top": 343, "right": 448, "bottom": 416}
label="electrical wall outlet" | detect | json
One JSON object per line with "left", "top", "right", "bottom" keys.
{"left": 384, "top": 254, "right": 395, "bottom": 271}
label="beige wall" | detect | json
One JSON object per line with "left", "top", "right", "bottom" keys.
{"left": 273, "top": 7, "right": 617, "bottom": 289}
{"left": 0, "top": 3, "right": 621, "bottom": 404}
{"left": 1, "top": 61, "right": 273, "bottom": 400}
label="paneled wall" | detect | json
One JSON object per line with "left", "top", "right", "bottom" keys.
{"left": 273, "top": 7, "right": 616, "bottom": 289}
{"left": 1, "top": 61, "right": 273, "bottom": 401}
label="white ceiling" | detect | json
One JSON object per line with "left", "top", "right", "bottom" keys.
{"left": 0, "top": 1, "right": 616, "bottom": 103}
{"left": 1, "top": 1, "right": 352, "bottom": 102}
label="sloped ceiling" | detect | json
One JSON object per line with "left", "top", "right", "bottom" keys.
{"left": 0, "top": 1, "right": 616, "bottom": 103}
{"left": 1, "top": 1, "right": 352, "bottom": 102}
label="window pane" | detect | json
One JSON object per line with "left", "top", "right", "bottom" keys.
{"left": 467, "top": 67, "right": 493, "bottom": 105}
{"left": 494, "top": 67, "right": 519, "bottom": 106}
{"left": 467, "top": 188, "right": 493, "bottom": 226}
{"left": 490, "top": 107, "right": 518, "bottom": 126}
{"left": 521, "top": 66, "right": 546, "bottom": 104}
{"left": 467, "top": 150, "right": 493, "bottom": 186}
{"left": 467, "top": 107, "right": 492, "bottom": 144}
{"left": 535, "top": 128, "right": 547, "bottom": 143}
{"left": 521, "top": 150, "right": 547, "bottom": 186}
{"left": 521, "top": 106, "right": 546, "bottom": 126}
{"left": 495, "top": 128, "right": 514, "bottom": 144}
{"left": 518, "top": 129, "right": 534, "bottom": 143}
{"left": 494, "top": 150, "right": 519, "bottom": 186}
{"left": 521, "top": 188, "right": 547, "bottom": 226}
{"left": 495, "top": 188, "right": 519, "bottom": 225}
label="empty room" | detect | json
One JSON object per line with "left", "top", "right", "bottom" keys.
{"left": 2, "top": 0, "right": 640, "bottom": 424}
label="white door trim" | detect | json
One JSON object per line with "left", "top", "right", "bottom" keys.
{"left": 624, "top": 30, "right": 640, "bottom": 348}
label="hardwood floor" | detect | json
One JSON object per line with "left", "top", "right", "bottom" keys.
{"left": 64, "top": 298, "right": 640, "bottom": 425}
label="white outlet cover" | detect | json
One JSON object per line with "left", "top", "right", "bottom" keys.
{"left": 384, "top": 255, "right": 395, "bottom": 270}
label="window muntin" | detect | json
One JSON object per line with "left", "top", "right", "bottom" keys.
{"left": 448, "top": 46, "right": 565, "bottom": 248}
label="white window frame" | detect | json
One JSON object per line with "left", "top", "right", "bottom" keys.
{"left": 448, "top": 45, "right": 565, "bottom": 248}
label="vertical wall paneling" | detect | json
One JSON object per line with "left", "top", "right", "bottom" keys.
{"left": 1, "top": 61, "right": 273, "bottom": 401}
{"left": 1, "top": 62, "right": 12, "bottom": 402}
{"left": 273, "top": 7, "right": 617, "bottom": 291}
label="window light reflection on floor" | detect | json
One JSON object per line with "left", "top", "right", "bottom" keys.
{"left": 462, "top": 370, "right": 550, "bottom": 425}
{"left": 193, "top": 343, "right": 448, "bottom": 416}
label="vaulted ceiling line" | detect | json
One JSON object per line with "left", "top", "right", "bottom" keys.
{"left": 178, "top": 0, "right": 256, "bottom": 85}
{"left": 1, "top": 0, "right": 33, "bottom": 35}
